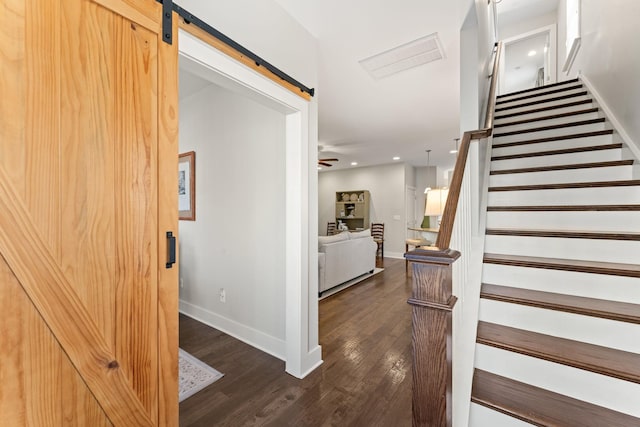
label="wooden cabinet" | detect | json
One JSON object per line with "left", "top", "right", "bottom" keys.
{"left": 335, "top": 190, "right": 370, "bottom": 231}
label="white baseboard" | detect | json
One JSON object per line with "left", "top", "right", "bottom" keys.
{"left": 179, "top": 300, "right": 286, "bottom": 361}
{"left": 385, "top": 251, "right": 406, "bottom": 260}
{"left": 292, "top": 345, "right": 323, "bottom": 379}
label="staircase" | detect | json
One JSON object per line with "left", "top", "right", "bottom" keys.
{"left": 469, "top": 79, "right": 640, "bottom": 426}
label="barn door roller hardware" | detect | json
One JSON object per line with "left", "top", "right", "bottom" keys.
{"left": 158, "top": 0, "right": 173, "bottom": 44}
{"left": 156, "top": 0, "right": 315, "bottom": 97}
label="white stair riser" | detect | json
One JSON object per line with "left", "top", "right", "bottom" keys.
{"left": 475, "top": 344, "right": 640, "bottom": 417}
{"left": 494, "top": 111, "right": 600, "bottom": 134}
{"left": 495, "top": 95, "right": 591, "bottom": 116}
{"left": 497, "top": 83, "right": 583, "bottom": 103}
{"left": 495, "top": 103, "right": 595, "bottom": 124}
{"left": 491, "top": 148, "right": 622, "bottom": 170}
{"left": 488, "top": 185, "right": 640, "bottom": 206}
{"left": 496, "top": 87, "right": 587, "bottom": 109}
{"left": 486, "top": 210, "right": 640, "bottom": 233}
{"left": 484, "top": 234, "right": 640, "bottom": 264}
{"left": 492, "top": 134, "right": 613, "bottom": 157}
{"left": 482, "top": 264, "right": 640, "bottom": 304}
{"left": 489, "top": 165, "right": 634, "bottom": 187}
{"left": 469, "top": 403, "right": 535, "bottom": 427}
{"left": 479, "top": 299, "right": 640, "bottom": 353}
{"left": 493, "top": 122, "right": 606, "bottom": 145}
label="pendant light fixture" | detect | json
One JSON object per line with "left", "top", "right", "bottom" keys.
{"left": 424, "top": 149, "right": 432, "bottom": 194}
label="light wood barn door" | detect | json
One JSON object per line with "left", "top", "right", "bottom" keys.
{"left": 0, "top": 0, "right": 178, "bottom": 425}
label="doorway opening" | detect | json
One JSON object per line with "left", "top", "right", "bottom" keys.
{"left": 177, "top": 29, "right": 321, "bottom": 379}
{"left": 499, "top": 25, "right": 557, "bottom": 94}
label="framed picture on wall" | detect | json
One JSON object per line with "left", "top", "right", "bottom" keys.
{"left": 179, "top": 151, "right": 196, "bottom": 220}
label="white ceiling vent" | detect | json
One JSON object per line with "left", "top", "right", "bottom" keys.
{"left": 359, "top": 33, "right": 445, "bottom": 80}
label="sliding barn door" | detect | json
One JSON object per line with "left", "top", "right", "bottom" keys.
{"left": 0, "top": 0, "right": 178, "bottom": 425}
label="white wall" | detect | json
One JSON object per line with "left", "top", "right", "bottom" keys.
{"left": 460, "top": 0, "right": 497, "bottom": 132}
{"left": 177, "top": 0, "right": 318, "bottom": 88}
{"left": 499, "top": 11, "right": 557, "bottom": 40}
{"left": 318, "top": 163, "right": 407, "bottom": 257}
{"left": 178, "top": 84, "right": 288, "bottom": 358}
{"left": 558, "top": 0, "right": 640, "bottom": 148}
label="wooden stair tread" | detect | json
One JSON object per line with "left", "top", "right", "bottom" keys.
{"left": 491, "top": 143, "right": 622, "bottom": 161}
{"left": 495, "top": 91, "right": 588, "bottom": 112}
{"left": 496, "top": 78, "right": 580, "bottom": 99}
{"left": 487, "top": 204, "right": 640, "bottom": 212}
{"left": 495, "top": 99, "right": 593, "bottom": 120}
{"left": 472, "top": 369, "right": 640, "bottom": 427}
{"left": 490, "top": 160, "right": 634, "bottom": 175}
{"left": 481, "top": 283, "right": 640, "bottom": 324}
{"left": 483, "top": 253, "right": 640, "bottom": 278}
{"left": 494, "top": 108, "right": 599, "bottom": 128}
{"left": 495, "top": 84, "right": 584, "bottom": 106}
{"left": 477, "top": 321, "right": 640, "bottom": 383}
{"left": 493, "top": 118, "right": 605, "bottom": 138}
{"left": 489, "top": 180, "right": 640, "bottom": 192}
{"left": 492, "top": 129, "right": 614, "bottom": 149}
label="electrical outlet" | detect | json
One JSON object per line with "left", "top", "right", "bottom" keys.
{"left": 179, "top": 277, "right": 184, "bottom": 288}
{"left": 219, "top": 288, "right": 226, "bottom": 303}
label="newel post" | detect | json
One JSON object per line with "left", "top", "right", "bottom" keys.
{"left": 406, "top": 247, "right": 460, "bottom": 427}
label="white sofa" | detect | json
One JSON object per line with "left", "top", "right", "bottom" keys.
{"left": 318, "top": 230, "right": 377, "bottom": 294}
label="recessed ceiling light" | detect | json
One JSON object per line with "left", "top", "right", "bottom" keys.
{"left": 393, "top": 156, "right": 400, "bottom": 160}
{"left": 449, "top": 149, "right": 458, "bottom": 154}
{"left": 528, "top": 50, "right": 537, "bottom": 56}
{"left": 351, "top": 162, "right": 358, "bottom": 166}
{"left": 317, "top": 166, "right": 322, "bottom": 170}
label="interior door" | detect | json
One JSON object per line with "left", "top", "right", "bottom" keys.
{"left": 0, "top": 0, "right": 178, "bottom": 425}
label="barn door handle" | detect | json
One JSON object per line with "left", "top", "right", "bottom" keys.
{"left": 166, "top": 231, "right": 176, "bottom": 268}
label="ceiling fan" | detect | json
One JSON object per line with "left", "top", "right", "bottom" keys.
{"left": 318, "top": 158, "right": 339, "bottom": 167}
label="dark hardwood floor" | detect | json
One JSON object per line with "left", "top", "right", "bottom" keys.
{"left": 179, "top": 258, "right": 413, "bottom": 426}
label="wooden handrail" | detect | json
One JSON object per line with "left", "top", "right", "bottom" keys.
{"left": 436, "top": 42, "right": 502, "bottom": 249}
{"left": 408, "top": 41, "right": 502, "bottom": 427}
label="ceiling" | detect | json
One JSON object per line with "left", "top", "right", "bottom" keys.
{"left": 179, "top": 0, "right": 559, "bottom": 173}
{"left": 275, "top": 0, "right": 462, "bottom": 172}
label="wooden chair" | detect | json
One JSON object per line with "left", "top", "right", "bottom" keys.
{"left": 370, "top": 222, "right": 384, "bottom": 259}
{"left": 326, "top": 221, "right": 337, "bottom": 236}
{"left": 405, "top": 238, "right": 431, "bottom": 273}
